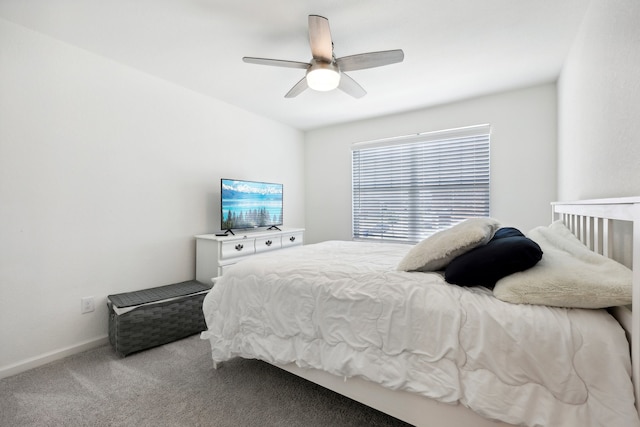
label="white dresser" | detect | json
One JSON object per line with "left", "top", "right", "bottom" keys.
{"left": 195, "top": 227, "right": 304, "bottom": 283}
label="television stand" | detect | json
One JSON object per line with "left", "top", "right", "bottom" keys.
{"left": 195, "top": 227, "right": 305, "bottom": 281}
{"left": 267, "top": 225, "right": 281, "bottom": 231}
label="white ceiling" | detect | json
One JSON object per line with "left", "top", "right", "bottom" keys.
{"left": 0, "top": 0, "right": 590, "bottom": 130}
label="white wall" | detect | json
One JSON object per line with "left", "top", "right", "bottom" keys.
{"left": 304, "top": 84, "right": 558, "bottom": 244}
{"left": 0, "top": 19, "right": 304, "bottom": 377}
{"left": 558, "top": 0, "right": 640, "bottom": 200}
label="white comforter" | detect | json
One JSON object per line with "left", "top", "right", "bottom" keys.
{"left": 201, "top": 241, "right": 639, "bottom": 427}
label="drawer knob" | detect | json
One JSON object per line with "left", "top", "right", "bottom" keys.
{"left": 265, "top": 240, "right": 272, "bottom": 246}
{"left": 235, "top": 244, "right": 244, "bottom": 251}
{"left": 289, "top": 236, "right": 296, "bottom": 242}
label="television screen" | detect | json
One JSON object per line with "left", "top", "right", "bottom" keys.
{"left": 221, "top": 179, "right": 283, "bottom": 230}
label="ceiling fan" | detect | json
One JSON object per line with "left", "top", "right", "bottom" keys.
{"left": 242, "top": 15, "right": 404, "bottom": 98}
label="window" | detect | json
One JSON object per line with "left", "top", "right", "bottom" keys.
{"left": 352, "top": 124, "right": 490, "bottom": 243}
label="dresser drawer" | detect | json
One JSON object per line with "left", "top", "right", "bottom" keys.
{"left": 255, "top": 236, "right": 282, "bottom": 253}
{"left": 281, "top": 232, "right": 303, "bottom": 248}
{"left": 220, "top": 239, "right": 255, "bottom": 259}
{"left": 219, "top": 263, "right": 236, "bottom": 276}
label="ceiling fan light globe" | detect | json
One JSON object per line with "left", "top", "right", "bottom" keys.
{"left": 307, "top": 68, "right": 341, "bottom": 91}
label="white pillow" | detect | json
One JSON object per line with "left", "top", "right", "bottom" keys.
{"left": 493, "top": 221, "right": 632, "bottom": 308}
{"left": 397, "top": 217, "right": 501, "bottom": 272}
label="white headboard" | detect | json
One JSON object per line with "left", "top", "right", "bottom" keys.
{"left": 551, "top": 196, "right": 640, "bottom": 415}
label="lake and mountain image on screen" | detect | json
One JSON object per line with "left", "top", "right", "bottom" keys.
{"left": 221, "top": 179, "right": 283, "bottom": 229}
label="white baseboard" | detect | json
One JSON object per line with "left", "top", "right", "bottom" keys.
{"left": 0, "top": 335, "right": 109, "bottom": 380}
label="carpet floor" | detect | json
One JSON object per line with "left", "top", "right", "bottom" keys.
{"left": 0, "top": 335, "right": 411, "bottom": 426}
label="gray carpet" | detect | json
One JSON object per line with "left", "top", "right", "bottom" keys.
{"left": 0, "top": 335, "right": 412, "bottom": 426}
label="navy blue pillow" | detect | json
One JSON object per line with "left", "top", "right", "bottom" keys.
{"left": 444, "top": 227, "right": 543, "bottom": 289}
{"left": 491, "top": 227, "right": 526, "bottom": 240}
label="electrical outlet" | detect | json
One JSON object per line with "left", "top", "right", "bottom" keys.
{"left": 81, "top": 296, "right": 95, "bottom": 314}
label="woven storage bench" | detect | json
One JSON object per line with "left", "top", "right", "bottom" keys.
{"left": 107, "top": 280, "right": 212, "bottom": 357}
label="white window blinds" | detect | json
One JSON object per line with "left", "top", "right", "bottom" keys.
{"left": 352, "top": 124, "right": 491, "bottom": 243}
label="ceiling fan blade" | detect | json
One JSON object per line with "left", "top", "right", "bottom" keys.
{"left": 336, "top": 49, "right": 404, "bottom": 72}
{"left": 308, "top": 15, "right": 333, "bottom": 62}
{"left": 284, "top": 77, "right": 309, "bottom": 98}
{"left": 338, "top": 72, "right": 366, "bottom": 98}
{"left": 243, "top": 57, "right": 310, "bottom": 69}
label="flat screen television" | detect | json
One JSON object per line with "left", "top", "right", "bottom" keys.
{"left": 221, "top": 178, "right": 283, "bottom": 232}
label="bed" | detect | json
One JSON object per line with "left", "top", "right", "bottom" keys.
{"left": 200, "top": 197, "right": 640, "bottom": 427}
